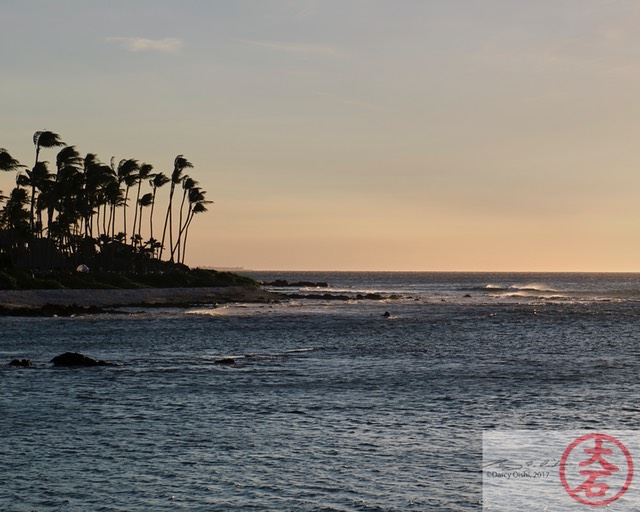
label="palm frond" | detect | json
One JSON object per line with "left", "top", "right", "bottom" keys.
{"left": 56, "top": 146, "right": 82, "bottom": 170}
{"left": 139, "top": 193, "right": 154, "bottom": 207}
{"left": 33, "top": 130, "right": 65, "bottom": 148}
{"left": 151, "top": 172, "right": 170, "bottom": 188}
{"left": 0, "top": 149, "right": 24, "bottom": 172}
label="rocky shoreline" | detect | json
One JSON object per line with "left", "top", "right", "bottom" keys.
{"left": 0, "top": 286, "right": 280, "bottom": 315}
{"left": 0, "top": 285, "right": 405, "bottom": 317}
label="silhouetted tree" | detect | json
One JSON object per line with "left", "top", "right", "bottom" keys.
{"left": 171, "top": 175, "right": 197, "bottom": 262}
{"left": 136, "top": 192, "right": 153, "bottom": 248}
{"left": 160, "top": 155, "right": 192, "bottom": 262}
{"left": 0, "top": 133, "right": 211, "bottom": 270}
{"left": 0, "top": 149, "right": 23, "bottom": 212}
{"left": 131, "top": 163, "right": 153, "bottom": 247}
{"left": 116, "top": 159, "right": 139, "bottom": 242}
{"left": 30, "top": 131, "right": 64, "bottom": 231}
{"left": 180, "top": 187, "right": 211, "bottom": 264}
{"left": 148, "top": 171, "right": 169, "bottom": 256}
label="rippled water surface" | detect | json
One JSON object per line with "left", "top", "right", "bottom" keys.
{"left": 2, "top": 272, "right": 640, "bottom": 511}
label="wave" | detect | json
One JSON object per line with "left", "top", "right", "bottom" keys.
{"left": 502, "top": 292, "right": 572, "bottom": 301}
{"left": 464, "top": 283, "right": 561, "bottom": 293}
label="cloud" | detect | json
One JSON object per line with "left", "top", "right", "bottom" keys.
{"left": 107, "top": 37, "right": 184, "bottom": 54}
{"left": 240, "top": 39, "right": 340, "bottom": 57}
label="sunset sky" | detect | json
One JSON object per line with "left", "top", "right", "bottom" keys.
{"left": 3, "top": 0, "right": 640, "bottom": 271}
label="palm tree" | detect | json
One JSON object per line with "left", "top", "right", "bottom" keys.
{"left": 171, "top": 175, "right": 198, "bottom": 262}
{"left": 31, "top": 131, "right": 64, "bottom": 233}
{"left": 25, "top": 161, "right": 53, "bottom": 237}
{"left": 35, "top": 172, "right": 57, "bottom": 238}
{"left": 1, "top": 186, "right": 30, "bottom": 240}
{"left": 33, "top": 131, "right": 64, "bottom": 166}
{"left": 136, "top": 192, "right": 154, "bottom": 248}
{"left": 54, "top": 147, "right": 84, "bottom": 237}
{"left": 105, "top": 179, "right": 124, "bottom": 240}
{"left": 159, "top": 155, "right": 192, "bottom": 261}
{"left": 116, "top": 159, "right": 140, "bottom": 243}
{"left": 148, "top": 172, "right": 169, "bottom": 255}
{"left": 0, "top": 149, "right": 23, "bottom": 212}
{"left": 179, "top": 187, "right": 212, "bottom": 265}
{"left": 131, "top": 163, "right": 153, "bottom": 247}
{"left": 82, "top": 153, "right": 113, "bottom": 239}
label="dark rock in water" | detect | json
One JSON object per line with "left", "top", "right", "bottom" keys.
{"left": 382, "top": 311, "right": 391, "bottom": 318}
{"left": 463, "top": 294, "right": 472, "bottom": 298}
{"left": 9, "top": 359, "right": 33, "bottom": 368}
{"left": 284, "top": 292, "right": 350, "bottom": 301}
{"left": 356, "top": 293, "right": 384, "bottom": 300}
{"left": 215, "top": 357, "right": 236, "bottom": 366}
{"left": 51, "top": 352, "right": 115, "bottom": 367}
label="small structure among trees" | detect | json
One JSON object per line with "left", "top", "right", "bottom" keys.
{"left": 0, "top": 131, "right": 212, "bottom": 272}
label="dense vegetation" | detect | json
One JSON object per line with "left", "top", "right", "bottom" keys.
{"left": 0, "top": 131, "right": 212, "bottom": 275}
{"left": 0, "top": 268, "right": 256, "bottom": 290}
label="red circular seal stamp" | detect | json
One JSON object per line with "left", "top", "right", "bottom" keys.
{"left": 560, "top": 433, "right": 634, "bottom": 506}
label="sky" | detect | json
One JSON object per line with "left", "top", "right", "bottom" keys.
{"left": 2, "top": 0, "right": 640, "bottom": 271}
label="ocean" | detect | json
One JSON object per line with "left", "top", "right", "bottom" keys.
{"left": 2, "top": 271, "right": 640, "bottom": 511}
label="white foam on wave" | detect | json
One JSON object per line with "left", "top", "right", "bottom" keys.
{"left": 508, "top": 283, "right": 560, "bottom": 293}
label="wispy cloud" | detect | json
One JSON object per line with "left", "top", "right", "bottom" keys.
{"left": 240, "top": 39, "right": 341, "bottom": 58}
{"left": 107, "top": 37, "right": 184, "bottom": 54}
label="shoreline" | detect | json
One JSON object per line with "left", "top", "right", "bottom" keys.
{"left": 0, "top": 286, "right": 280, "bottom": 311}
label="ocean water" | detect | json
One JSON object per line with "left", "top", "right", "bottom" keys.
{"left": 2, "top": 272, "right": 640, "bottom": 511}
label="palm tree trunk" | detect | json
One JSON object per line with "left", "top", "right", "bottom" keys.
{"left": 132, "top": 181, "right": 142, "bottom": 248}
{"left": 29, "top": 184, "right": 37, "bottom": 235}
{"left": 181, "top": 210, "right": 196, "bottom": 265}
{"left": 110, "top": 203, "right": 116, "bottom": 239}
{"left": 159, "top": 183, "right": 175, "bottom": 261}
{"left": 149, "top": 188, "right": 157, "bottom": 246}
{"left": 171, "top": 188, "right": 189, "bottom": 262}
{"left": 123, "top": 186, "right": 130, "bottom": 242}
{"left": 137, "top": 204, "right": 144, "bottom": 247}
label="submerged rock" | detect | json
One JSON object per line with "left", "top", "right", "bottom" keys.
{"left": 51, "top": 352, "right": 115, "bottom": 367}
{"left": 9, "top": 359, "right": 33, "bottom": 368}
{"left": 214, "top": 357, "right": 237, "bottom": 367}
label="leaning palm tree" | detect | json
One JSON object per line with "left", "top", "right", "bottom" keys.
{"left": 180, "top": 188, "right": 212, "bottom": 265}
{"left": 171, "top": 175, "right": 198, "bottom": 262}
{"left": 159, "top": 155, "right": 192, "bottom": 261}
